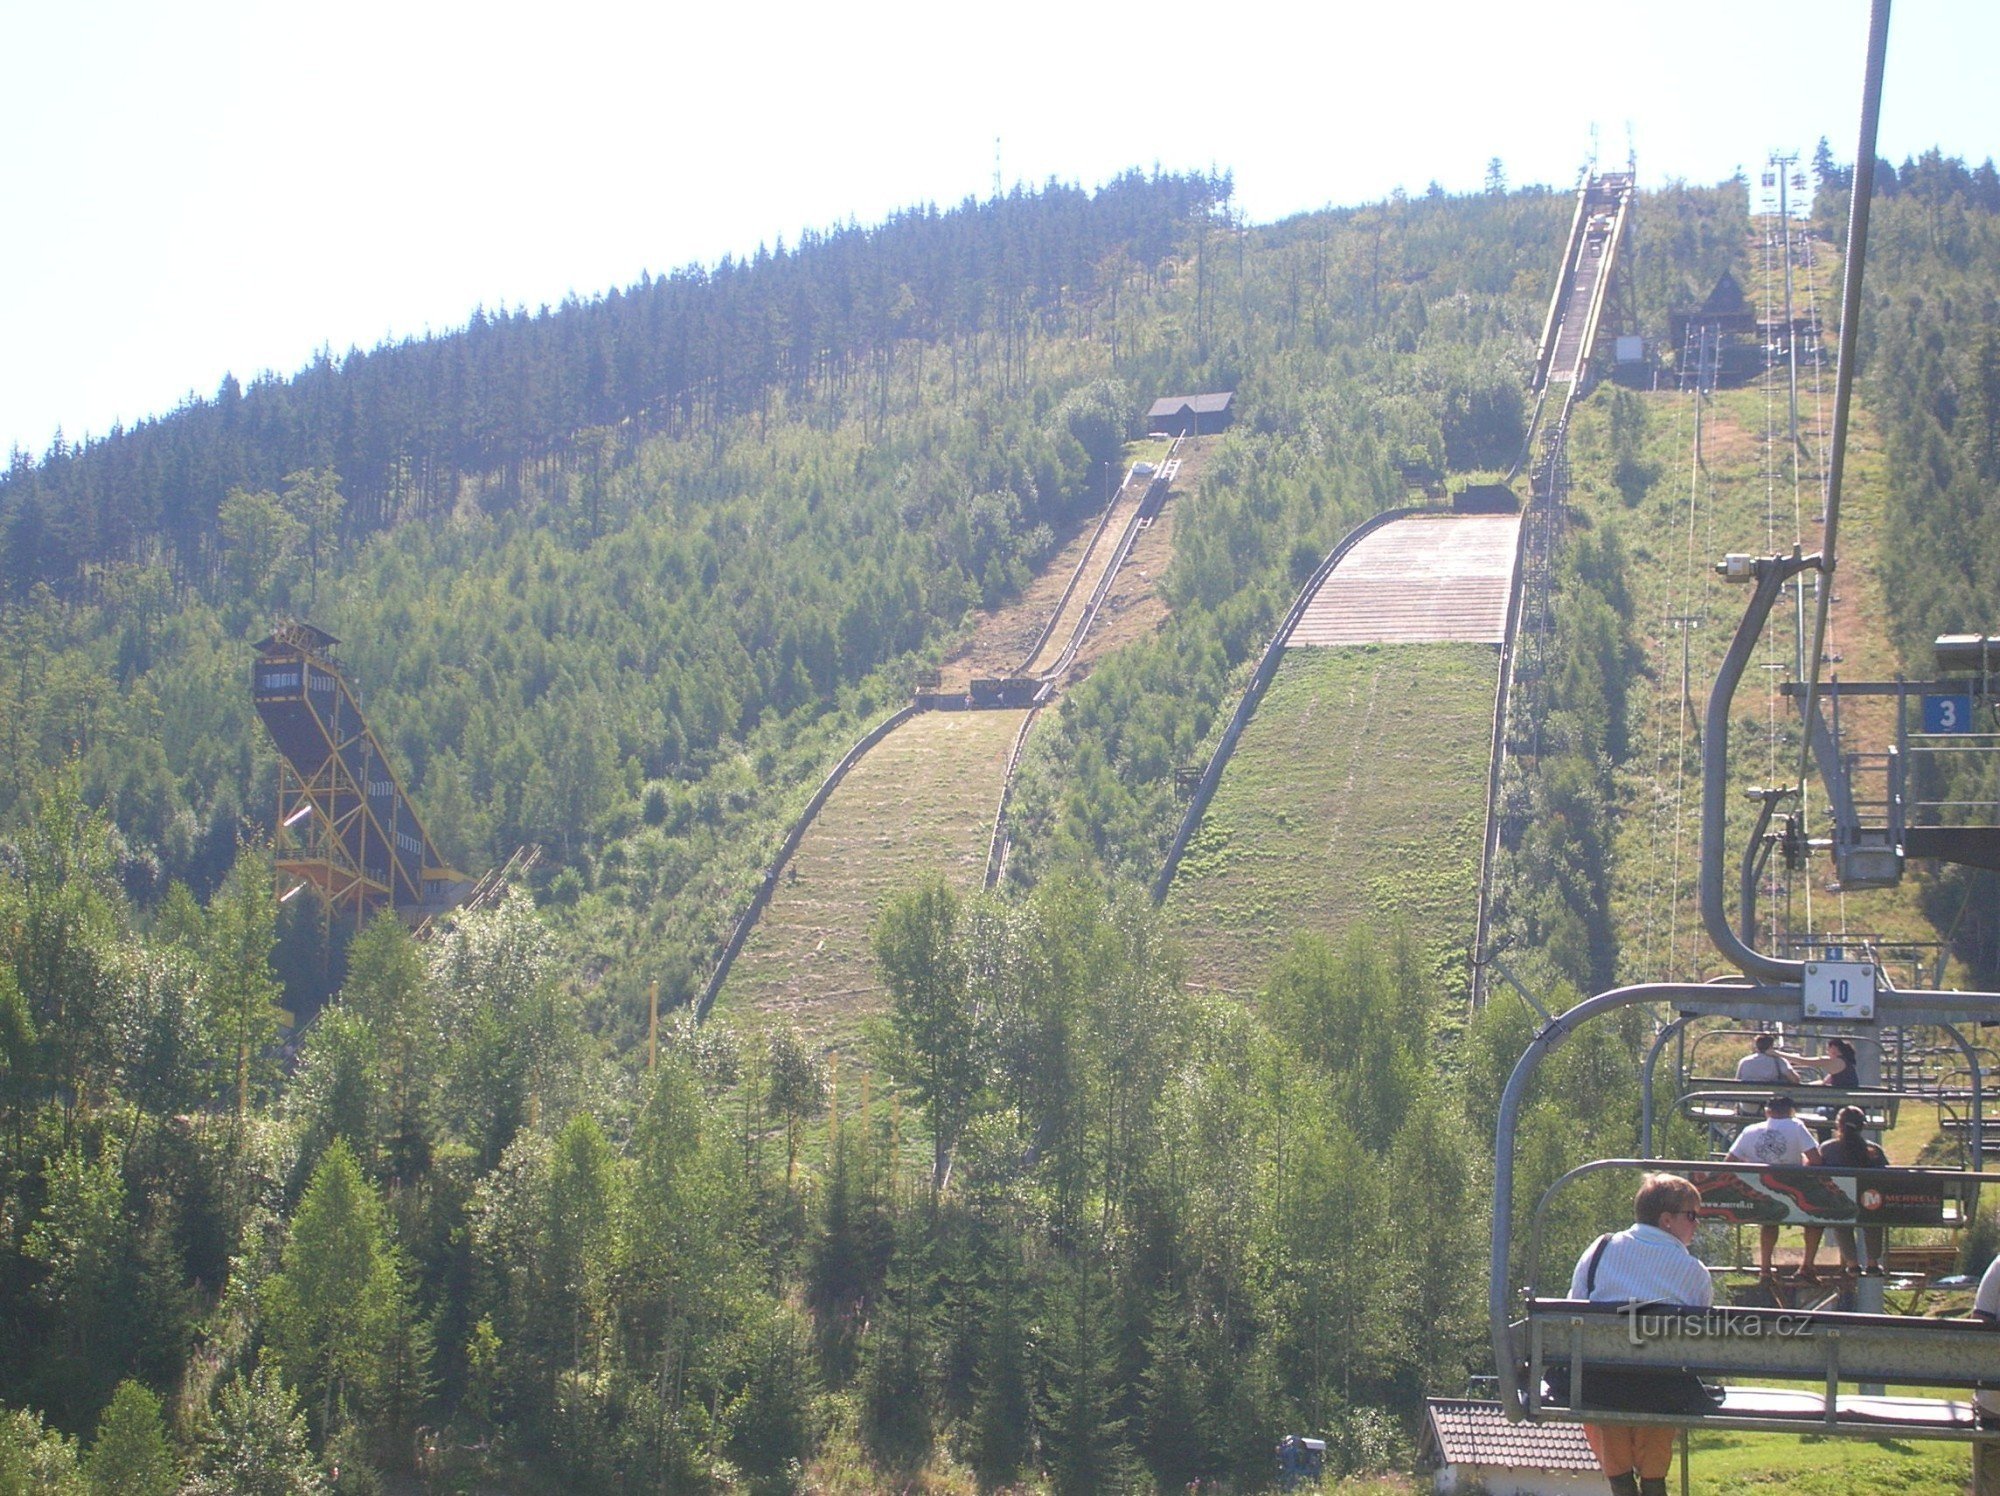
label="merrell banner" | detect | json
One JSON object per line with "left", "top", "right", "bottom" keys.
{"left": 1695, "top": 1167, "right": 1948, "bottom": 1226}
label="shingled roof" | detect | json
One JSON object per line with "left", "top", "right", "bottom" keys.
{"left": 1422, "top": 1400, "right": 1599, "bottom": 1473}
{"left": 1145, "top": 391, "right": 1233, "bottom": 418}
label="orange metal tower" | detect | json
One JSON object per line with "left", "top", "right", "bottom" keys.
{"left": 252, "top": 622, "right": 473, "bottom": 923}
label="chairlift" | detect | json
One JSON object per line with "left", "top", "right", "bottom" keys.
{"left": 1491, "top": 13, "right": 2000, "bottom": 1467}
{"left": 1493, "top": 980, "right": 2000, "bottom": 1445}
{"left": 1493, "top": 566, "right": 2000, "bottom": 1443}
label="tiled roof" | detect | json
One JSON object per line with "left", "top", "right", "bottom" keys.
{"left": 1146, "top": 392, "right": 1234, "bottom": 416}
{"left": 1424, "top": 1400, "right": 1599, "bottom": 1472}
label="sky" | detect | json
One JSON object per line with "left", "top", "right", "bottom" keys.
{"left": 4, "top": 0, "right": 1995, "bottom": 461}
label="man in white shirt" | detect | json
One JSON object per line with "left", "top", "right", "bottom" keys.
{"left": 1970, "top": 1254, "right": 2000, "bottom": 1424}
{"left": 1726, "top": 1094, "right": 1824, "bottom": 1278}
{"left": 1568, "top": 1173, "right": 1713, "bottom": 1496}
{"left": 1735, "top": 1032, "right": 1804, "bottom": 1084}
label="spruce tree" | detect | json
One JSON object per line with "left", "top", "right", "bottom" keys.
{"left": 261, "top": 1140, "right": 420, "bottom": 1437}
{"left": 1039, "top": 1256, "right": 1138, "bottom": 1495}
{"left": 85, "top": 1380, "right": 177, "bottom": 1496}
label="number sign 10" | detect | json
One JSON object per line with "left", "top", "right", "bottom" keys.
{"left": 1803, "top": 961, "right": 1877, "bottom": 1021}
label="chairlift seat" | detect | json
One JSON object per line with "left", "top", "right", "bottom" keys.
{"left": 1520, "top": 1298, "right": 2000, "bottom": 1391}
{"left": 1516, "top": 1299, "right": 2000, "bottom": 1440}
{"left": 1678, "top": 1086, "right": 1902, "bottom": 1131}
{"left": 1720, "top": 1386, "right": 1979, "bottom": 1428}
{"left": 1527, "top": 1375, "right": 1984, "bottom": 1437}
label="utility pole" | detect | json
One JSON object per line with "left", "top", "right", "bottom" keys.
{"left": 1668, "top": 615, "right": 1702, "bottom": 747}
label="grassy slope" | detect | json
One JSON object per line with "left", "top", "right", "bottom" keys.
{"left": 718, "top": 706, "right": 1028, "bottom": 1048}
{"left": 1568, "top": 230, "right": 1940, "bottom": 990}
{"left": 1687, "top": 1415, "right": 1966, "bottom": 1492}
{"left": 1165, "top": 641, "right": 1498, "bottom": 997}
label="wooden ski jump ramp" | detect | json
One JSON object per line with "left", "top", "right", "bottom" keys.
{"left": 1288, "top": 512, "right": 1520, "bottom": 646}
{"left": 1159, "top": 508, "right": 1523, "bottom": 996}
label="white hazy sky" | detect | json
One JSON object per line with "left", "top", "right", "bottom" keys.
{"left": 4, "top": 0, "right": 1993, "bottom": 460}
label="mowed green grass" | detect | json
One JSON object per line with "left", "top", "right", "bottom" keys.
{"left": 1685, "top": 1417, "right": 1972, "bottom": 1492}
{"left": 720, "top": 708, "right": 1029, "bottom": 1050}
{"left": 1165, "top": 642, "right": 1499, "bottom": 997}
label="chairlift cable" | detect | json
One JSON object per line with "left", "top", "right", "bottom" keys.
{"left": 1763, "top": 216, "right": 1780, "bottom": 789}
{"left": 1796, "top": 220, "right": 1831, "bottom": 940}
{"left": 1795, "top": 0, "right": 1891, "bottom": 823}
{"left": 1665, "top": 363, "right": 1716, "bottom": 975}
{"left": 1642, "top": 391, "right": 1698, "bottom": 980}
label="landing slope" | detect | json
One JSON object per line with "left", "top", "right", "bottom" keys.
{"left": 720, "top": 707, "right": 1029, "bottom": 1044}
{"left": 1166, "top": 643, "right": 1499, "bottom": 995}
{"left": 1165, "top": 508, "right": 1519, "bottom": 996}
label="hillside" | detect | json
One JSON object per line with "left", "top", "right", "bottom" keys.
{"left": 3, "top": 149, "right": 1998, "bottom": 1496}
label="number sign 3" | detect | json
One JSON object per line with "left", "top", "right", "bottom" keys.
{"left": 1922, "top": 694, "right": 1974, "bottom": 734}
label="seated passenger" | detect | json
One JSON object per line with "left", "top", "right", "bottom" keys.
{"left": 1810, "top": 1038, "right": 1863, "bottom": 1143}
{"left": 1973, "top": 1254, "right": 2000, "bottom": 1426}
{"left": 1736, "top": 1031, "right": 1804, "bottom": 1085}
{"left": 1817, "top": 1036, "right": 1860, "bottom": 1089}
{"left": 1568, "top": 1173, "right": 1712, "bottom": 1496}
{"left": 1818, "top": 1104, "right": 1888, "bottom": 1274}
{"left": 1726, "top": 1094, "right": 1824, "bottom": 1279}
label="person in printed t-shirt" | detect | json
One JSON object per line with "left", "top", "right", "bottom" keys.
{"left": 1567, "top": 1173, "right": 1713, "bottom": 1496}
{"left": 1726, "top": 1094, "right": 1824, "bottom": 1279}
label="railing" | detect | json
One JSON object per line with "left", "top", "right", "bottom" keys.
{"left": 983, "top": 705, "right": 1043, "bottom": 889}
{"left": 1471, "top": 496, "right": 1536, "bottom": 1005}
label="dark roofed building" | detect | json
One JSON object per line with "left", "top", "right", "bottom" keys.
{"left": 1145, "top": 391, "right": 1234, "bottom": 436}
{"left": 1701, "top": 268, "right": 1750, "bottom": 319}
{"left": 1668, "top": 269, "right": 1775, "bottom": 387}
{"left": 1419, "top": 1400, "right": 1601, "bottom": 1495}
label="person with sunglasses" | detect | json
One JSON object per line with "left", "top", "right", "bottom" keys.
{"left": 1566, "top": 1173, "right": 1713, "bottom": 1496}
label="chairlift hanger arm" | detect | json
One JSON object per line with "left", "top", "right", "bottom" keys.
{"left": 1739, "top": 785, "right": 1798, "bottom": 947}
{"left": 1702, "top": 552, "right": 1821, "bottom": 984}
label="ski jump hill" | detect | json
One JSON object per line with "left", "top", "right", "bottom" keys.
{"left": 1156, "top": 507, "right": 1524, "bottom": 995}
{"left": 707, "top": 440, "right": 1189, "bottom": 1045}
{"left": 1156, "top": 166, "right": 1632, "bottom": 996}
